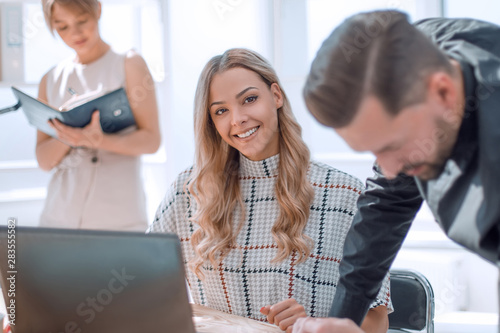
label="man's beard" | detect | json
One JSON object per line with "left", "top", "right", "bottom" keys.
{"left": 406, "top": 116, "right": 459, "bottom": 181}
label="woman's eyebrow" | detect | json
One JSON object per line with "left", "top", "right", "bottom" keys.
{"left": 209, "top": 86, "right": 259, "bottom": 109}
{"left": 235, "top": 86, "right": 258, "bottom": 99}
{"left": 53, "top": 12, "right": 88, "bottom": 23}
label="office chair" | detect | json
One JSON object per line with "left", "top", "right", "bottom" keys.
{"left": 388, "top": 269, "right": 435, "bottom": 333}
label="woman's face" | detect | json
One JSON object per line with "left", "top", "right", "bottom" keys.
{"left": 51, "top": 3, "right": 101, "bottom": 54}
{"left": 209, "top": 67, "right": 283, "bottom": 161}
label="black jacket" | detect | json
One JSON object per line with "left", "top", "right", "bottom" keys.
{"left": 329, "top": 17, "right": 500, "bottom": 324}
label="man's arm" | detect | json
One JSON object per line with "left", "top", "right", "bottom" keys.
{"left": 329, "top": 164, "right": 423, "bottom": 324}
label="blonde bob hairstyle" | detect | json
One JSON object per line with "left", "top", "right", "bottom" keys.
{"left": 188, "top": 48, "right": 315, "bottom": 278}
{"left": 42, "top": 0, "right": 100, "bottom": 34}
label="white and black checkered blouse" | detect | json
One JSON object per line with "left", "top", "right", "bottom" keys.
{"left": 150, "top": 154, "right": 392, "bottom": 321}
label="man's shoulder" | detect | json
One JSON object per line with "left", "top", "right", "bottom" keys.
{"left": 414, "top": 17, "right": 500, "bottom": 40}
{"left": 414, "top": 17, "right": 500, "bottom": 87}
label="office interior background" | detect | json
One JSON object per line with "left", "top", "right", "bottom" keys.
{"left": 0, "top": 0, "right": 498, "bottom": 331}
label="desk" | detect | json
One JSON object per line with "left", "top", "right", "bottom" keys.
{"left": 0, "top": 292, "right": 281, "bottom": 333}
{"left": 192, "top": 304, "right": 282, "bottom": 332}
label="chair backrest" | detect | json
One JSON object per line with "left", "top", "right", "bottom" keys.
{"left": 388, "top": 269, "right": 435, "bottom": 333}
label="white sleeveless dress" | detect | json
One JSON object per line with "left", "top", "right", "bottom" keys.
{"left": 39, "top": 49, "right": 148, "bottom": 231}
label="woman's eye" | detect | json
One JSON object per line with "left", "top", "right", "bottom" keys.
{"left": 215, "top": 108, "right": 228, "bottom": 116}
{"left": 78, "top": 19, "right": 88, "bottom": 25}
{"left": 244, "top": 96, "right": 258, "bottom": 104}
{"left": 57, "top": 26, "right": 68, "bottom": 31}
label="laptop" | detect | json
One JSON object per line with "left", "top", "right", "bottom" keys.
{"left": 0, "top": 226, "right": 196, "bottom": 333}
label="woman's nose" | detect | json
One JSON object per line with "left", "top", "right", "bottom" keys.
{"left": 231, "top": 108, "right": 248, "bottom": 126}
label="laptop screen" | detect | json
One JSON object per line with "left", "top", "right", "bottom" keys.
{"left": 0, "top": 226, "right": 195, "bottom": 333}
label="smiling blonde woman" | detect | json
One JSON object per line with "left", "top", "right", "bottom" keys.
{"left": 150, "top": 48, "right": 392, "bottom": 333}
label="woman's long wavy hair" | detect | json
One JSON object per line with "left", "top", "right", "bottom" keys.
{"left": 188, "top": 48, "right": 314, "bottom": 278}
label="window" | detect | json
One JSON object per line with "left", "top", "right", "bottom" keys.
{"left": 444, "top": 0, "right": 500, "bottom": 25}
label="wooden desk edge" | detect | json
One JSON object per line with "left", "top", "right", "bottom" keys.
{"left": 191, "top": 303, "right": 283, "bottom": 332}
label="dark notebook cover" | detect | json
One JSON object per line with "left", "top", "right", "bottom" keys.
{"left": 5, "top": 87, "right": 136, "bottom": 137}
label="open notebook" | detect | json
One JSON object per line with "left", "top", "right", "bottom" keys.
{"left": 0, "top": 87, "right": 136, "bottom": 137}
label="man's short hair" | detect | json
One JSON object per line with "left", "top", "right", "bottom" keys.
{"left": 303, "top": 10, "right": 453, "bottom": 128}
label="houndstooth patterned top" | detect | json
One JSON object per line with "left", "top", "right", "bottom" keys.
{"left": 150, "top": 154, "right": 393, "bottom": 321}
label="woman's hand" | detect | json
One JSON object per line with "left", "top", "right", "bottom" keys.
{"left": 49, "top": 110, "right": 104, "bottom": 148}
{"left": 292, "top": 317, "right": 364, "bottom": 333}
{"left": 260, "top": 298, "right": 307, "bottom": 333}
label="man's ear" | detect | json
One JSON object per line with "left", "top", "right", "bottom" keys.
{"left": 427, "top": 71, "right": 458, "bottom": 112}
{"left": 270, "top": 83, "right": 284, "bottom": 109}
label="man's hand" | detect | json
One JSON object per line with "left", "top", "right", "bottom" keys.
{"left": 260, "top": 298, "right": 307, "bottom": 333}
{"left": 292, "top": 317, "right": 364, "bottom": 333}
{"left": 49, "top": 110, "right": 104, "bottom": 148}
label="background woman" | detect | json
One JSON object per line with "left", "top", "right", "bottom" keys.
{"left": 37, "top": 0, "right": 160, "bottom": 231}
{"left": 150, "top": 48, "right": 390, "bottom": 332}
